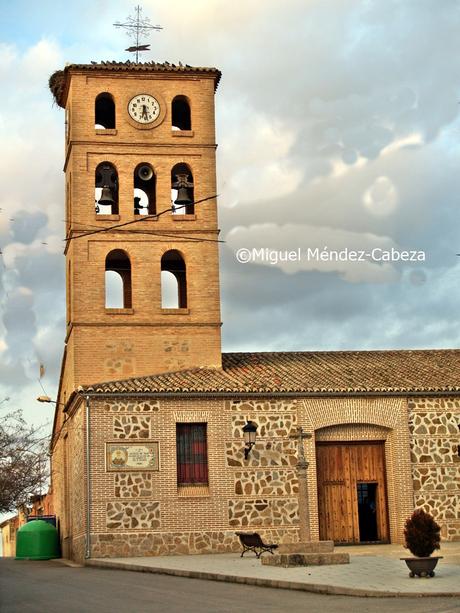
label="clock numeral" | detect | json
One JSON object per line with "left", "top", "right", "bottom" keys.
{"left": 129, "top": 95, "right": 160, "bottom": 123}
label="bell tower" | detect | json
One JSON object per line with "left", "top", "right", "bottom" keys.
{"left": 49, "top": 62, "right": 222, "bottom": 401}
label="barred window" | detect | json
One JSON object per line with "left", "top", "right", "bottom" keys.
{"left": 176, "top": 423, "right": 208, "bottom": 485}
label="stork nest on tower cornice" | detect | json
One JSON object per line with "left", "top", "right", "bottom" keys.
{"left": 48, "top": 61, "right": 222, "bottom": 108}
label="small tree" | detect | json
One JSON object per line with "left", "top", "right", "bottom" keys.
{"left": 0, "top": 409, "right": 49, "bottom": 514}
{"left": 404, "top": 509, "right": 441, "bottom": 557}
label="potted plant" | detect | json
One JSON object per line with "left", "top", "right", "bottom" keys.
{"left": 400, "top": 509, "right": 442, "bottom": 577}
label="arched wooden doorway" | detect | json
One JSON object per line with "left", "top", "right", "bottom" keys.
{"left": 316, "top": 441, "right": 390, "bottom": 543}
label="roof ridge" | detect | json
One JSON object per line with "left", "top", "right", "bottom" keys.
{"left": 223, "top": 348, "right": 460, "bottom": 356}
{"left": 81, "top": 349, "right": 460, "bottom": 394}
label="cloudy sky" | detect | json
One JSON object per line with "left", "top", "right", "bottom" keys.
{"left": 1, "top": 0, "right": 460, "bottom": 430}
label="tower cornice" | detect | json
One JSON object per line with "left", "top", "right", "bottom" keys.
{"left": 49, "top": 61, "right": 222, "bottom": 108}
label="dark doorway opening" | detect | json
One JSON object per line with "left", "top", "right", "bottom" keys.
{"left": 357, "top": 482, "right": 378, "bottom": 542}
{"left": 316, "top": 442, "right": 389, "bottom": 544}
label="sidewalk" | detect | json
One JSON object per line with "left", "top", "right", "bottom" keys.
{"left": 86, "top": 542, "right": 460, "bottom": 598}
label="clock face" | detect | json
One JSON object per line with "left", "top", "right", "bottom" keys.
{"left": 127, "top": 94, "right": 160, "bottom": 124}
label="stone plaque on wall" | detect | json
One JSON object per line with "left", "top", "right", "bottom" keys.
{"left": 106, "top": 442, "right": 159, "bottom": 471}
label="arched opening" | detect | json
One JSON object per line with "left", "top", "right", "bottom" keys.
{"left": 95, "top": 162, "right": 119, "bottom": 215}
{"left": 315, "top": 424, "right": 390, "bottom": 544}
{"left": 133, "top": 163, "right": 156, "bottom": 215}
{"left": 161, "top": 271, "right": 180, "bottom": 308}
{"left": 95, "top": 93, "right": 115, "bottom": 129}
{"left": 161, "top": 250, "right": 186, "bottom": 308}
{"left": 171, "top": 163, "right": 194, "bottom": 215}
{"left": 172, "top": 96, "right": 191, "bottom": 131}
{"left": 105, "top": 250, "right": 132, "bottom": 308}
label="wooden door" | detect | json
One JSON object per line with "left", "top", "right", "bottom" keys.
{"left": 316, "top": 442, "right": 389, "bottom": 544}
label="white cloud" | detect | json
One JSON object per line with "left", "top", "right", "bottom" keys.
{"left": 1, "top": 1, "right": 460, "bottom": 428}
{"left": 226, "top": 222, "right": 400, "bottom": 283}
{"left": 0, "top": 38, "right": 64, "bottom": 420}
{"left": 362, "top": 176, "right": 398, "bottom": 217}
{"left": 219, "top": 108, "right": 302, "bottom": 207}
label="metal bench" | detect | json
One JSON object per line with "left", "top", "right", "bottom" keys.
{"left": 235, "top": 532, "right": 279, "bottom": 558}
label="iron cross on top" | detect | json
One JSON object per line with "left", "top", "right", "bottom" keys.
{"left": 114, "top": 5, "right": 163, "bottom": 62}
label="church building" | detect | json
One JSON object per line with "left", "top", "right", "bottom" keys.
{"left": 48, "top": 62, "right": 460, "bottom": 562}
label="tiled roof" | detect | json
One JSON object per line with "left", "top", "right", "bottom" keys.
{"left": 49, "top": 61, "right": 222, "bottom": 107}
{"left": 82, "top": 349, "right": 460, "bottom": 395}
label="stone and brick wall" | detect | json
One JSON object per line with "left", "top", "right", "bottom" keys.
{"left": 226, "top": 400, "right": 299, "bottom": 536}
{"left": 409, "top": 397, "right": 460, "bottom": 541}
{"left": 51, "top": 399, "right": 87, "bottom": 562}
{"left": 89, "top": 396, "right": 301, "bottom": 558}
{"left": 301, "top": 396, "right": 414, "bottom": 544}
{"left": 56, "top": 392, "right": 460, "bottom": 561}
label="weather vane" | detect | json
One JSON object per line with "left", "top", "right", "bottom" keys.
{"left": 114, "top": 5, "right": 163, "bottom": 63}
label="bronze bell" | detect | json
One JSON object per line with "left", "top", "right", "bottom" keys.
{"left": 98, "top": 185, "right": 115, "bottom": 206}
{"left": 174, "top": 186, "right": 192, "bottom": 206}
{"left": 173, "top": 173, "right": 193, "bottom": 206}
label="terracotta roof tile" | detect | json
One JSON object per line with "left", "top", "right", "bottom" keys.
{"left": 82, "top": 349, "right": 460, "bottom": 395}
{"left": 49, "top": 61, "right": 222, "bottom": 107}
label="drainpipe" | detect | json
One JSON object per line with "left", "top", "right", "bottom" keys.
{"left": 85, "top": 395, "right": 91, "bottom": 559}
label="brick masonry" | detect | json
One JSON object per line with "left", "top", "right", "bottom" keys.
{"left": 59, "top": 67, "right": 222, "bottom": 405}
{"left": 50, "top": 404, "right": 87, "bottom": 561}
{"left": 49, "top": 65, "right": 460, "bottom": 562}
{"left": 52, "top": 393, "right": 459, "bottom": 562}
{"left": 84, "top": 396, "right": 303, "bottom": 559}
{"left": 408, "top": 398, "right": 460, "bottom": 541}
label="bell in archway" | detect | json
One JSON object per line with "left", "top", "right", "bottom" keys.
{"left": 175, "top": 186, "right": 192, "bottom": 206}
{"left": 98, "top": 185, "right": 115, "bottom": 206}
{"left": 173, "top": 173, "right": 193, "bottom": 206}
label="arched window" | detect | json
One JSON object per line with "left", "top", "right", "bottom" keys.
{"left": 133, "top": 163, "right": 156, "bottom": 215}
{"left": 171, "top": 163, "right": 194, "bottom": 215}
{"left": 172, "top": 96, "right": 191, "bottom": 131}
{"left": 95, "top": 93, "right": 115, "bottom": 129}
{"left": 161, "top": 250, "right": 186, "bottom": 308}
{"left": 105, "top": 250, "right": 132, "bottom": 308}
{"left": 95, "top": 162, "right": 118, "bottom": 215}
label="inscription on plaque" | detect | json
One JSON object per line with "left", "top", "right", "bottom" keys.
{"left": 106, "top": 442, "right": 159, "bottom": 471}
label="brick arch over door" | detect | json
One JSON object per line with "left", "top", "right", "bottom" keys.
{"left": 315, "top": 424, "right": 390, "bottom": 543}
{"left": 299, "top": 397, "right": 414, "bottom": 544}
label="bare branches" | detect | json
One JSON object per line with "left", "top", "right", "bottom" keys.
{"left": 0, "top": 410, "right": 50, "bottom": 513}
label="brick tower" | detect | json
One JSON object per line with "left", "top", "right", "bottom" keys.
{"left": 49, "top": 62, "right": 222, "bottom": 403}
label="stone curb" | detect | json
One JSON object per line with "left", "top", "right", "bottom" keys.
{"left": 50, "top": 557, "right": 84, "bottom": 568}
{"left": 85, "top": 559, "right": 460, "bottom": 599}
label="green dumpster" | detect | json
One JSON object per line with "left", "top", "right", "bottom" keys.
{"left": 15, "top": 520, "right": 60, "bottom": 560}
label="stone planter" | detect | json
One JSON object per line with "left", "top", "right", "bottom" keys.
{"left": 400, "top": 556, "right": 443, "bottom": 577}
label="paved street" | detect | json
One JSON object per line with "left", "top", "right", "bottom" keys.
{"left": 0, "top": 559, "right": 459, "bottom": 613}
{"left": 88, "top": 544, "right": 460, "bottom": 598}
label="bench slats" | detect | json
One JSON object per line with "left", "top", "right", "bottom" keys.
{"left": 235, "top": 532, "right": 279, "bottom": 558}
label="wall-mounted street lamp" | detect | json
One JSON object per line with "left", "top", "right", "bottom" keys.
{"left": 36, "top": 396, "right": 56, "bottom": 404}
{"left": 242, "top": 420, "right": 258, "bottom": 459}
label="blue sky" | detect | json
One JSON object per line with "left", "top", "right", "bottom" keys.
{"left": 1, "top": 0, "right": 460, "bottom": 438}
{"left": 0, "top": 1, "right": 110, "bottom": 51}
